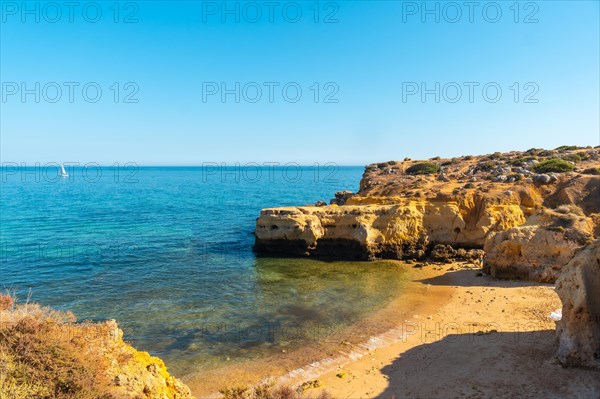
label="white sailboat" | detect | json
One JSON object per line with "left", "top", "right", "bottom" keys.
{"left": 59, "top": 164, "right": 69, "bottom": 177}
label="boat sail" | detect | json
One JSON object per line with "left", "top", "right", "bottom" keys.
{"left": 59, "top": 164, "right": 68, "bottom": 177}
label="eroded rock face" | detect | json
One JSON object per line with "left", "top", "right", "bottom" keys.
{"left": 483, "top": 210, "right": 594, "bottom": 282}
{"left": 544, "top": 175, "right": 600, "bottom": 215}
{"left": 555, "top": 240, "right": 600, "bottom": 369}
{"left": 96, "top": 320, "right": 194, "bottom": 399}
{"left": 254, "top": 197, "right": 526, "bottom": 260}
{"left": 255, "top": 148, "right": 600, "bottom": 273}
{"left": 483, "top": 226, "right": 582, "bottom": 282}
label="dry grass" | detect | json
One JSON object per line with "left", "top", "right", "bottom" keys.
{"left": 219, "top": 382, "right": 332, "bottom": 399}
{"left": 0, "top": 295, "right": 13, "bottom": 312}
{"left": 0, "top": 293, "right": 116, "bottom": 399}
{"left": 0, "top": 292, "right": 194, "bottom": 399}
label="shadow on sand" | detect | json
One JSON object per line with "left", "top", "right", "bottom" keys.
{"left": 417, "top": 269, "right": 545, "bottom": 288}
{"left": 375, "top": 330, "right": 600, "bottom": 399}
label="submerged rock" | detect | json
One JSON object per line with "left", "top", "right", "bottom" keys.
{"left": 555, "top": 240, "right": 600, "bottom": 369}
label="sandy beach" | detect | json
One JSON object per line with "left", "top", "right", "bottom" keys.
{"left": 298, "top": 263, "right": 600, "bottom": 399}
{"left": 185, "top": 261, "right": 598, "bottom": 398}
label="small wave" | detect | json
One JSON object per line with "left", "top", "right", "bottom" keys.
{"left": 272, "top": 323, "right": 411, "bottom": 386}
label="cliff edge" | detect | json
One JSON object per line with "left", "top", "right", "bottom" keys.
{"left": 0, "top": 296, "right": 193, "bottom": 399}
{"left": 254, "top": 146, "right": 600, "bottom": 283}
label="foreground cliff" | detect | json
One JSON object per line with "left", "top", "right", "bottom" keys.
{"left": 0, "top": 295, "right": 193, "bottom": 399}
{"left": 255, "top": 146, "right": 600, "bottom": 282}
{"left": 556, "top": 240, "right": 600, "bottom": 369}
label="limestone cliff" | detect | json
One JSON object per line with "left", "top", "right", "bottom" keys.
{"left": 255, "top": 195, "right": 527, "bottom": 260}
{"left": 483, "top": 208, "right": 595, "bottom": 282}
{"left": 555, "top": 240, "right": 600, "bottom": 369}
{"left": 0, "top": 299, "right": 193, "bottom": 399}
{"left": 254, "top": 147, "right": 600, "bottom": 281}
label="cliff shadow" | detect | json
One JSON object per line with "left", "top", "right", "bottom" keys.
{"left": 376, "top": 330, "right": 600, "bottom": 399}
{"left": 416, "top": 269, "right": 545, "bottom": 288}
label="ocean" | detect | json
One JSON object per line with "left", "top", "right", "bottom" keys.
{"left": 0, "top": 165, "right": 409, "bottom": 379}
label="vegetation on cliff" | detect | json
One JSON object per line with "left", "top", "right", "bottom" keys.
{"left": 0, "top": 293, "right": 193, "bottom": 399}
{"left": 532, "top": 158, "right": 575, "bottom": 173}
{"left": 404, "top": 162, "right": 440, "bottom": 175}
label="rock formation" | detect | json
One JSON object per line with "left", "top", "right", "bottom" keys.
{"left": 555, "top": 240, "right": 600, "bottom": 369}
{"left": 255, "top": 147, "right": 600, "bottom": 278}
{"left": 483, "top": 208, "right": 595, "bottom": 282}
{"left": 255, "top": 195, "right": 527, "bottom": 260}
{"left": 254, "top": 147, "right": 600, "bottom": 374}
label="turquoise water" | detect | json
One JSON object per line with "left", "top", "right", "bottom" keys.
{"left": 0, "top": 166, "right": 408, "bottom": 375}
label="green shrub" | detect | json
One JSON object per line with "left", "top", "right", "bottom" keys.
{"left": 562, "top": 152, "right": 590, "bottom": 163}
{"left": 538, "top": 150, "right": 555, "bottom": 157}
{"left": 405, "top": 162, "right": 440, "bottom": 175}
{"left": 509, "top": 156, "right": 537, "bottom": 166}
{"left": 477, "top": 161, "right": 496, "bottom": 172}
{"left": 554, "top": 145, "right": 579, "bottom": 152}
{"left": 532, "top": 158, "right": 575, "bottom": 173}
{"left": 387, "top": 160, "right": 397, "bottom": 165}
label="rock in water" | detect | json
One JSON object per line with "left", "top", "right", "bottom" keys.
{"left": 555, "top": 240, "right": 600, "bottom": 369}
{"left": 330, "top": 190, "right": 354, "bottom": 206}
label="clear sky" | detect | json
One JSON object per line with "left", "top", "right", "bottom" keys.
{"left": 1, "top": 1, "right": 599, "bottom": 165}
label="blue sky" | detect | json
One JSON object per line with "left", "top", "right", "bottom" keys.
{"left": 1, "top": 1, "right": 599, "bottom": 165}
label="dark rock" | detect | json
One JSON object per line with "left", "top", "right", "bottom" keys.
{"left": 330, "top": 190, "right": 354, "bottom": 206}
{"left": 430, "top": 244, "right": 458, "bottom": 261}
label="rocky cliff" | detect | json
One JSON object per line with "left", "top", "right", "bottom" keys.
{"left": 255, "top": 146, "right": 600, "bottom": 282}
{"left": 555, "top": 240, "right": 600, "bottom": 369}
{"left": 255, "top": 195, "right": 527, "bottom": 260}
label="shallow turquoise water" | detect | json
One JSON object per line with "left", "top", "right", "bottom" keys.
{"left": 0, "top": 166, "right": 408, "bottom": 374}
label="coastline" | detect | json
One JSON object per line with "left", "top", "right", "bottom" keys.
{"left": 185, "top": 260, "right": 599, "bottom": 398}
{"left": 244, "top": 147, "right": 600, "bottom": 396}
{"left": 182, "top": 262, "right": 452, "bottom": 397}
